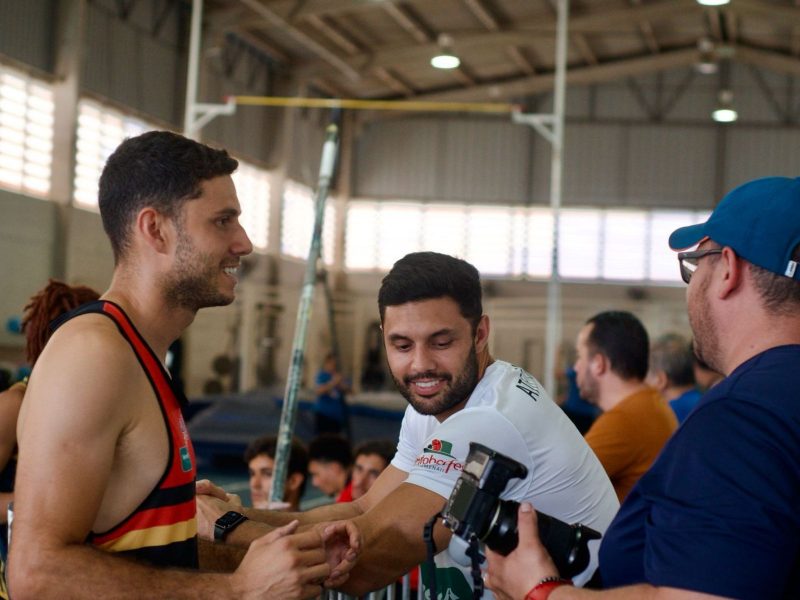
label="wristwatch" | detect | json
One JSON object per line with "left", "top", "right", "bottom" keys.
{"left": 214, "top": 511, "right": 249, "bottom": 542}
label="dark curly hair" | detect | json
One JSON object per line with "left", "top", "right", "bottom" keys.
{"left": 21, "top": 279, "right": 100, "bottom": 365}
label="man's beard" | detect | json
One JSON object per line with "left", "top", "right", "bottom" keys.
{"left": 391, "top": 345, "right": 480, "bottom": 416}
{"left": 576, "top": 370, "right": 599, "bottom": 405}
{"left": 689, "top": 275, "right": 722, "bottom": 374}
{"left": 162, "top": 228, "right": 233, "bottom": 311}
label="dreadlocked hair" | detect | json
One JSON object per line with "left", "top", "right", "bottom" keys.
{"left": 21, "top": 279, "right": 100, "bottom": 365}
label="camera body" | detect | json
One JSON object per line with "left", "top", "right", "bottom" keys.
{"left": 442, "top": 442, "right": 601, "bottom": 578}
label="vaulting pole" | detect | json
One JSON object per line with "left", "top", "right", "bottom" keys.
{"left": 270, "top": 124, "right": 340, "bottom": 503}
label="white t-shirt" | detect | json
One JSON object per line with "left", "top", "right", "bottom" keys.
{"left": 391, "top": 360, "right": 618, "bottom": 595}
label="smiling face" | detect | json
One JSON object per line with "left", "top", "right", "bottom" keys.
{"left": 162, "top": 175, "right": 253, "bottom": 311}
{"left": 383, "top": 296, "right": 488, "bottom": 421}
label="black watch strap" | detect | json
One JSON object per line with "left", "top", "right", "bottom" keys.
{"left": 214, "top": 511, "right": 248, "bottom": 542}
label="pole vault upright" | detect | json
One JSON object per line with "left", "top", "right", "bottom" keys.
{"left": 513, "top": 0, "right": 569, "bottom": 398}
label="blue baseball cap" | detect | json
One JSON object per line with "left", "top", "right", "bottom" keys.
{"left": 669, "top": 177, "right": 800, "bottom": 280}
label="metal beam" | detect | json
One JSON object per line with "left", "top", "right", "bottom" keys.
{"left": 507, "top": 46, "right": 537, "bottom": 75}
{"left": 735, "top": 45, "right": 800, "bottom": 78}
{"left": 629, "top": 0, "right": 659, "bottom": 53}
{"left": 306, "top": 13, "right": 360, "bottom": 55}
{"left": 382, "top": 2, "right": 431, "bottom": 43}
{"left": 231, "top": 28, "right": 290, "bottom": 63}
{"left": 729, "top": 0, "right": 800, "bottom": 27}
{"left": 413, "top": 47, "right": 701, "bottom": 103}
{"left": 639, "top": 22, "right": 660, "bottom": 53}
{"left": 293, "top": 0, "right": 699, "bottom": 78}
{"left": 572, "top": 33, "right": 598, "bottom": 65}
{"left": 463, "top": 0, "right": 500, "bottom": 30}
{"left": 373, "top": 66, "right": 415, "bottom": 96}
{"left": 706, "top": 8, "right": 723, "bottom": 42}
{"left": 237, "top": 0, "right": 361, "bottom": 81}
{"left": 746, "top": 63, "right": 791, "bottom": 122}
{"left": 310, "top": 76, "right": 353, "bottom": 98}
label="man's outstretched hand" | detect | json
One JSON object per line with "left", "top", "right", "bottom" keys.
{"left": 231, "top": 521, "right": 330, "bottom": 600}
{"left": 318, "top": 520, "right": 362, "bottom": 588}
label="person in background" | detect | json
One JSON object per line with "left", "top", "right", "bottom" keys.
{"left": 313, "top": 352, "right": 350, "bottom": 435}
{"left": 0, "top": 280, "right": 99, "bottom": 599}
{"left": 484, "top": 176, "right": 800, "bottom": 600}
{"left": 555, "top": 341, "right": 599, "bottom": 435}
{"left": 647, "top": 332, "right": 701, "bottom": 423}
{"left": 575, "top": 311, "right": 678, "bottom": 502}
{"left": 244, "top": 435, "right": 308, "bottom": 512}
{"left": 337, "top": 440, "right": 395, "bottom": 503}
{"left": 307, "top": 434, "right": 352, "bottom": 501}
{"left": 692, "top": 345, "right": 724, "bottom": 392}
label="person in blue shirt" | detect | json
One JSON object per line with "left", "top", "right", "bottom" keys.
{"left": 313, "top": 352, "right": 351, "bottom": 435}
{"left": 646, "top": 332, "right": 702, "bottom": 423}
{"left": 484, "top": 176, "right": 800, "bottom": 600}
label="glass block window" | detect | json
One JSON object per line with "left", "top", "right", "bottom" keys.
{"left": 73, "top": 99, "right": 153, "bottom": 208}
{"left": 233, "top": 160, "right": 271, "bottom": 251}
{"left": 0, "top": 64, "right": 54, "bottom": 197}
{"left": 281, "top": 180, "right": 335, "bottom": 264}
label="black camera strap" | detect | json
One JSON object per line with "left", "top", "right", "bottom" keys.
{"left": 465, "top": 536, "right": 484, "bottom": 600}
{"left": 424, "top": 511, "right": 486, "bottom": 600}
{"left": 423, "top": 511, "right": 441, "bottom": 599}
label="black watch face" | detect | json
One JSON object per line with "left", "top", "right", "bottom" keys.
{"left": 218, "top": 511, "right": 245, "bottom": 528}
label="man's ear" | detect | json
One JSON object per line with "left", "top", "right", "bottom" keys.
{"left": 590, "top": 351, "right": 607, "bottom": 377}
{"left": 717, "top": 246, "right": 744, "bottom": 299}
{"left": 136, "top": 207, "right": 173, "bottom": 255}
{"left": 474, "top": 314, "right": 490, "bottom": 352}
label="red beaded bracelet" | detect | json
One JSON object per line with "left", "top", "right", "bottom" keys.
{"left": 524, "top": 576, "right": 573, "bottom": 600}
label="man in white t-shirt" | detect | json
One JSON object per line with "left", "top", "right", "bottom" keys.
{"left": 197, "top": 252, "right": 618, "bottom": 598}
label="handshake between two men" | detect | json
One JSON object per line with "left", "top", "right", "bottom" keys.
{"left": 196, "top": 480, "right": 361, "bottom": 600}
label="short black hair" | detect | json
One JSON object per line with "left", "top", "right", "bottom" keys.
{"left": 308, "top": 433, "right": 352, "bottom": 468}
{"left": 650, "top": 333, "right": 695, "bottom": 387}
{"left": 378, "top": 252, "right": 483, "bottom": 330}
{"left": 354, "top": 439, "right": 396, "bottom": 467}
{"left": 98, "top": 130, "right": 238, "bottom": 262}
{"left": 586, "top": 311, "right": 649, "bottom": 381}
{"left": 244, "top": 435, "right": 309, "bottom": 482}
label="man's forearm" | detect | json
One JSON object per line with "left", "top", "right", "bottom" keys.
{"left": 242, "top": 499, "right": 362, "bottom": 526}
{"left": 223, "top": 501, "right": 363, "bottom": 547}
{"left": 198, "top": 537, "right": 245, "bottom": 572}
{"left": 10, "top": 543, "right": 236, "bottom": 600}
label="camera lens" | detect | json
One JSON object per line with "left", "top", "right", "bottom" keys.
{"left": 483, "top": 499, "right": 519, "bottom": 556}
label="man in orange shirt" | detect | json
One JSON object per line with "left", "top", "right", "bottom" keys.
{"left": 574, "top": 311, "right": 677, "bottom": 501}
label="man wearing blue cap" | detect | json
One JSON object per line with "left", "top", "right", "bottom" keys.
{"left": 483, "top": 176, "right": 800, "bottom": 600}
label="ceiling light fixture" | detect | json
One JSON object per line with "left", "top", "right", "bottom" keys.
{"left": 712, "top": 89, "right": 737, "bottom": 123}
{"left": 696, "top": 0, "right": 730, "bottom": 6}
{"left": 695, "top": 38, "right": 718, "bottom": 75}
{"left": 431, "top": 34, "right": 460, "bottom": 70}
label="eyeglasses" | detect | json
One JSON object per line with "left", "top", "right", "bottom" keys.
{"left": 677, "top": 248, "right": 723, "bottom": 284}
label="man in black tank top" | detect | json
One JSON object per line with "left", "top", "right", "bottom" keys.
{"left": 10, "top": 132, "right": 358, "bottom": 599}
